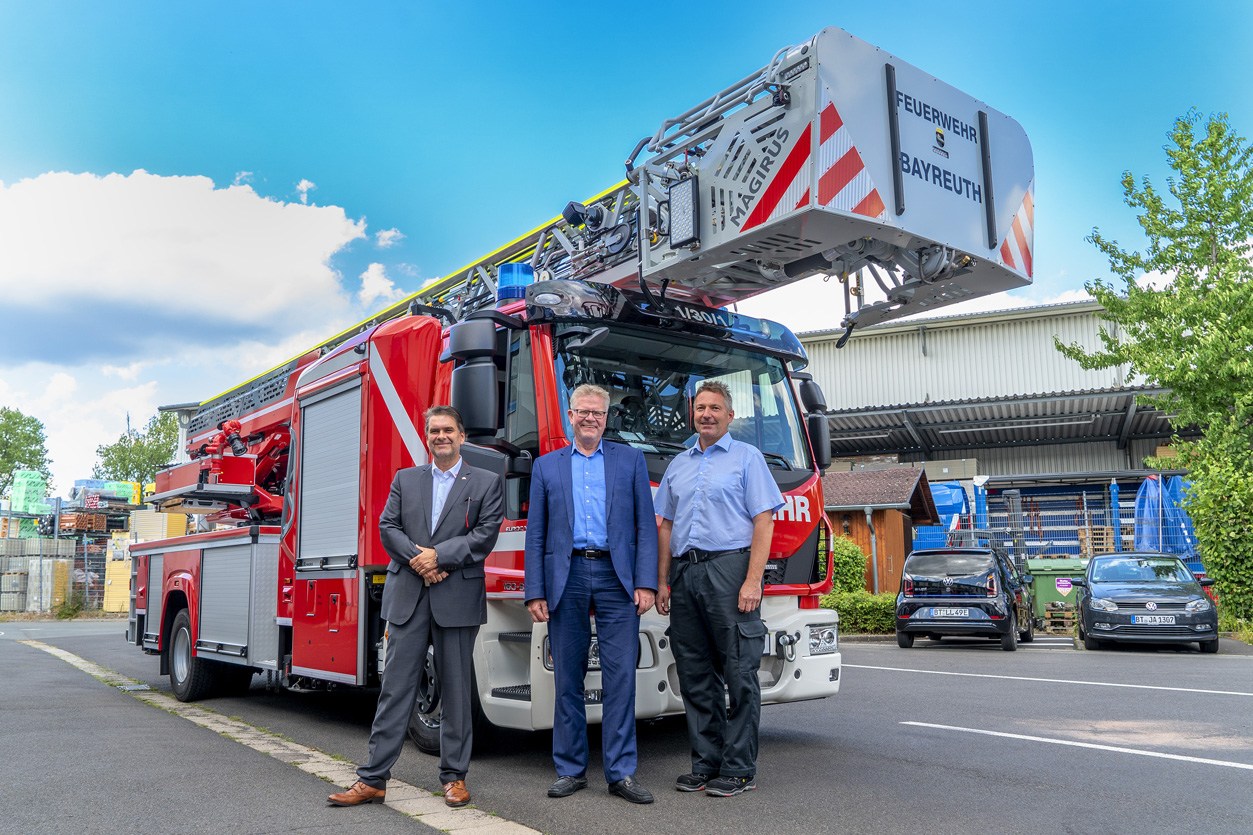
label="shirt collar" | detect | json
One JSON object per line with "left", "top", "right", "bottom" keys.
{"left": 572, "top": 441, "right": 604, "bottom": 459}
{"left": 690, "top": 431, "right": 734, "bottom": 455}
{"left": 432, "top": 458, "right": 463, "bottom": 479}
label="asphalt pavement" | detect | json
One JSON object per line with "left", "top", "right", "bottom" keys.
{"left": 7, "top": 619, "right": 1253, "bottom": 834}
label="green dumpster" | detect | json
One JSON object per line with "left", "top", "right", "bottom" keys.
{"left": 1026, "top": 558, "right": 1089, "bottom": 630}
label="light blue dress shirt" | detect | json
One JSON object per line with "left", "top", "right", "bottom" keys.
{"left": 570, "top": 442, "right": 609, "bottom": 550}
{"left": 430, "top": 458, "right": 463, "bottom": 535}
{"left": 654, "top": 432, "right": 784, "bottom": 556}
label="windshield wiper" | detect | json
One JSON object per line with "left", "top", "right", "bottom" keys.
{"left": 614, "top": 437, "right": 691, "bottom": 454}
{"left": 759, "top": 451, "right": 794, "bottom": 470}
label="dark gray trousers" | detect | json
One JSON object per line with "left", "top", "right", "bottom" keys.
{"left": 357, "top": 587, "right": 479, "bottom": 787}
{"left": 669, "top": 551, "right": 766, "bottom": 778}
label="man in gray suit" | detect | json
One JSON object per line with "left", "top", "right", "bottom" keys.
{"left": 328, "top": 405, "right": 503, "bottom": 809}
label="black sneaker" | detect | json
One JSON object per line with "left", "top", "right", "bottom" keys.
{"left": 547, "top": 775, "right": 588, "bottom": 797}
{"left": 705, "top": 775, "right": 756, "bottom": 797}
{"left": 675, "top": 772, "right": 713, "bottom": 792}
{"left": 607, "top": 775, "right": 654, "bottom": 804}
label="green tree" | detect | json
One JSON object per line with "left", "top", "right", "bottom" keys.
{"left": 0, "top": 406, "right": 53, "bottom": 495}
{"left": 93, "top": 412, "right": 180, "bottom": 485}
{"left": 1055, "top": 110, "right": 1253, "bottom": 618}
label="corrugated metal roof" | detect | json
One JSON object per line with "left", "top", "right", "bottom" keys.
{"left": 801, "top": 301, "right": 1139, "bottom": 410}
{"left": 820, "top": 468, "right": 938, "bottom": 522}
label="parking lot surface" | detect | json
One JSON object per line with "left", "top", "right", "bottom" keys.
{"left": 6, "top": 621, "right": 1253, "bottom": 834}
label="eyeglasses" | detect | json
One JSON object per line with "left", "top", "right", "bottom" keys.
{"left": 571, "top": 408, "right": 607, "bottom": 420}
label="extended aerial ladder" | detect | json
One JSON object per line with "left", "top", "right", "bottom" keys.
{"left": 152, "top": 25, "right": 1034, "bottom": 521}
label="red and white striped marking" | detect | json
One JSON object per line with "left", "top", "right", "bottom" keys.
{"left": 740, "top": 124, "right": 813, "bottom": 232}
{"left": 998, "top": 187, "right": 1034, "bottom": 278}
{"left": 817, "top": 100, "right": 887, "bottom": 221}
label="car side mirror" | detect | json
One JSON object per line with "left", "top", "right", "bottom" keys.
{"left": 1021, "top": 574, "right": 1033, "bottom": 584}
{"left": 1070, "top": 578, "right": 1087, "bottom": 588}
{"left": 1199, "top": 577, "right": 1215, "bottom": 587}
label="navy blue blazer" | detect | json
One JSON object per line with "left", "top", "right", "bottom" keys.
{"left": 524, "top": 441, "right": 659, "bottom": 610}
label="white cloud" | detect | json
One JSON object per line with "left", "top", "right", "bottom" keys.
{"left": 296, "top": 178, "right": 316, "bottom": 204}
{"left": 0, "top": 170, "right": 367, "bottom": 364}
{"left": 375, "top": 227, "right": 404, "bottom": 248}
{"left": 234, "top": 171, "right": 253, "bottom": 185}
{"left": 357, "top": 262, "right": 405, "bottom": 307}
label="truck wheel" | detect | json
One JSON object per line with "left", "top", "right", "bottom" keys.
{"left": 216, "top": 664, "right": 257, "bottom": 697}
{"left": 896, "top": 632, "right": 914, "bottom": 648}
{"left": 407, "top": 646, "right": 442, "bottom": 756}
{"left": 169, "top": 609, "right": 220, "bottom": 702}
{"left": 1000, "top": 615, "right": 1018, "bottom": 651}
{"left": 406, "top": 645, "right": 493, "bottom": 756}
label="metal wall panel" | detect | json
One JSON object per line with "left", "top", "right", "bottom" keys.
{"left": 198, "top": 543, "right": 251, "bottom": 654}
{"left": 249, "top": 539, "right": 281, "bottom": 669}
{"left": 143, "top": 554, "right": 164, "bottom": 641}
{"left": 298, "top": 384, "right": 362, "bottom": 561}
{"left": 803, "top": 303, "right": 1137, "bottom": 411}
{"left": 902, "top": 441, "right": 1131, "bottom": 476}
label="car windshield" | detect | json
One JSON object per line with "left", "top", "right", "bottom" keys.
{"left": 904, "top": 552, "right": 995, "bottom": 577}
{"left": 1090, "top": 557, "right": 1192, "bottom": 583}
{"left": 553, "top": 324, "right": 810, "bottom": 469}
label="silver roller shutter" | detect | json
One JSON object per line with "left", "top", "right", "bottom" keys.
{"left": 298, "top": 382, "right": 363, "bottom": 566}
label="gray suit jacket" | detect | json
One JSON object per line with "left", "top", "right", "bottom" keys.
{"left": 378, "top": 461, "right": 504, "bottom": 628}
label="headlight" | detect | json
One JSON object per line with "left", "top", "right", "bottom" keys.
{"left": 808, "top": 622, "right": 839, "bottom": 655}
{"left": 1186, "top": 598, "right": 1212, "bottom": 612}
{"left": 1089, "top": 597, "right": 1118, "bottom": 612}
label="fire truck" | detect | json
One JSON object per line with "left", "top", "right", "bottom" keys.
{"left": 127, "top": 26, "right": 1033, "bottom": 752}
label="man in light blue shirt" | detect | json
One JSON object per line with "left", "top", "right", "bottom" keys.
{"left": 655, "top": 380, "right": 784, "bottom": 798}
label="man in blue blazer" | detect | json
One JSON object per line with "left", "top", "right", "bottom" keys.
{"left": 525, "top": 384, "right": 659, "bottom": 804}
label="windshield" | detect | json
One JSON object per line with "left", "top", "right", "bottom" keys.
{"left": 553, "top": 325, "right": 810, "bottom": 469}
{"left": 1091, "top": 557, "right": 1193, "bottom": 584}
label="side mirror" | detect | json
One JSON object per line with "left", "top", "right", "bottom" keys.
{"left": 448, "top": 319, "right": 499, "bottom": 441}
{"left": 1070, "top": 578, "right": 1087, "bottom": 588}
{"left": 1199, "top": 577, "right": 1215, "bottom": 587}
{"left": 806, "top": 413, "right": 831, "bottom": 471}
{"left": 798, "top": 379, "right": 827, "bottom": 413}
{"left": 1022, "top": 574, "right": 1033, "bottom": 584}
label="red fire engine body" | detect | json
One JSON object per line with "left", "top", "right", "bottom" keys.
{"left": 127, "top": 26, "right": 1033, "bottom": 750}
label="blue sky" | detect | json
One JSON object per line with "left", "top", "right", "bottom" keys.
{"left": 1, "top": 1, "right": 1251, "bottom": 492}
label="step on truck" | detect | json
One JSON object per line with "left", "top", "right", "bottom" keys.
{"left": 127, "top": 26, "right": 1034, "bottom": 751}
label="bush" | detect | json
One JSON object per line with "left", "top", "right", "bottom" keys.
{"left": 820, "top": 589, "right": 896, "bottom": 633}
{"left": 828, "top": 535, "right": 869, "bottom": 594}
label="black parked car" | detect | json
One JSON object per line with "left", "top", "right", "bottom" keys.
{"left": 1074, "top": 553, "right": 1219, "bottom": 652}
{"left": 895, "top": 547, "right": 1037, "bottom": 651}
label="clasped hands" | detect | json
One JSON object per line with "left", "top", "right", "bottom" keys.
{"left": 409, "top": 546, "right": 448, "bottom": 584}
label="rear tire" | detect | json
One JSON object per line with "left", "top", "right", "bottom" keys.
{"left": 1200, "top": 639, "right": 1219, "bottom": 654}
{"left": 169, "top": 609, "right": 220, "bottom": 702}
{"left": 1000, "top": 615, "right": 1018, "bottom": 651}
{"left": 896, "top": 631, "right": 914, "bottom": 648}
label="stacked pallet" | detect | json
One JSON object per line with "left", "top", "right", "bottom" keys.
{"left": 1043, "top": 600, "right": 1077, "bottom": 631}
{"left": 1078, "top": 526, "right": 1115, "bottom": 558}
{"left": 25, "top": 558, "right": 71, "bottom": 611}
{"left": 102, "top": 558, "right": 131, "bottom": 613}
{"left": 1, "top": 561, "right": 27, "bottom": 611}
{"left": 59, "top": 511, "right": 107, "bottom": 533}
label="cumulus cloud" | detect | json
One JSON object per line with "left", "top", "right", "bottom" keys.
{"left": 357, "top": 262, "right": 405, "bottom": 307}
{"left": 296, "top": 178, "right": 316, "bottom": 204}
{"left": 375, "top": 227, "right": 404, "bottom": 248}
{"left": 0, "top": 170, "right": 367, "bottom": 364}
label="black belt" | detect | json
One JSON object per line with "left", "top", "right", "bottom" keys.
{"left": 678, "top": 547, "right": 750, "bottom": 564}
{"left": 572, "top": 548, "right": 611, "bottom": 559}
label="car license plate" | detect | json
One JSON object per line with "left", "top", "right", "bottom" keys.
{"left": 932, "top": 608, "right": 969, "bottom": 618}
{"left": 1133, "top": 615, "right": 1176, "bottom": 625}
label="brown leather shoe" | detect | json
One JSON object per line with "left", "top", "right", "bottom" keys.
{"left": 328, "top": 780, "right": 386, "bottom": 806}
{"left": 442, "top": 779, "right": 471, "bottom": 807}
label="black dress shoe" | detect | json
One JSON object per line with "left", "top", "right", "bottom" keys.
{"left": 608, "top": 775, "right": 654, "bottom": 804}
{"left": 548, "top": 775, "right": 589, "bottom": 797}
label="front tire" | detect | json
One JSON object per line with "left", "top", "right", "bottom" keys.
{"left": 1083, "top": 632, "right": 1103, "bottom": 651}
{"left": 1000, "top": 615, "right": 1018, "bottom": 651}
{"left": 169, "top": 609, "right": 220, "bottom": 702}
{"left": 1200, "top": 639, "right": 1219, "bottom": 654}
{"left": 896, "top": 631, "right": 914, "bottom": 648}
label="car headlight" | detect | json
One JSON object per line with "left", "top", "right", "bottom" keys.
{"left": 1089, "top": 597, "right": 1118, "bottom": 612}
{"left": 808, "top": 623, "right": 839, "bottom": 655}
{"left": 1186, "top": 598, "right": 1212, "bottom": 612}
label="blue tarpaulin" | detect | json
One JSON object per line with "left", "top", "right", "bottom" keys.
{"left": 1134, "top": 476, "right": 1198, "bottom": 558}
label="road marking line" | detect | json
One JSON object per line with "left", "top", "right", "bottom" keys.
{"left": 901, "top": 722, "right": 1253, "bottom": 771}
{"left": 846, "top": 664, "right": 1253, "bottom": 697}
{"left": 18, "top": 640, "right": 539, "bottom": 835}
